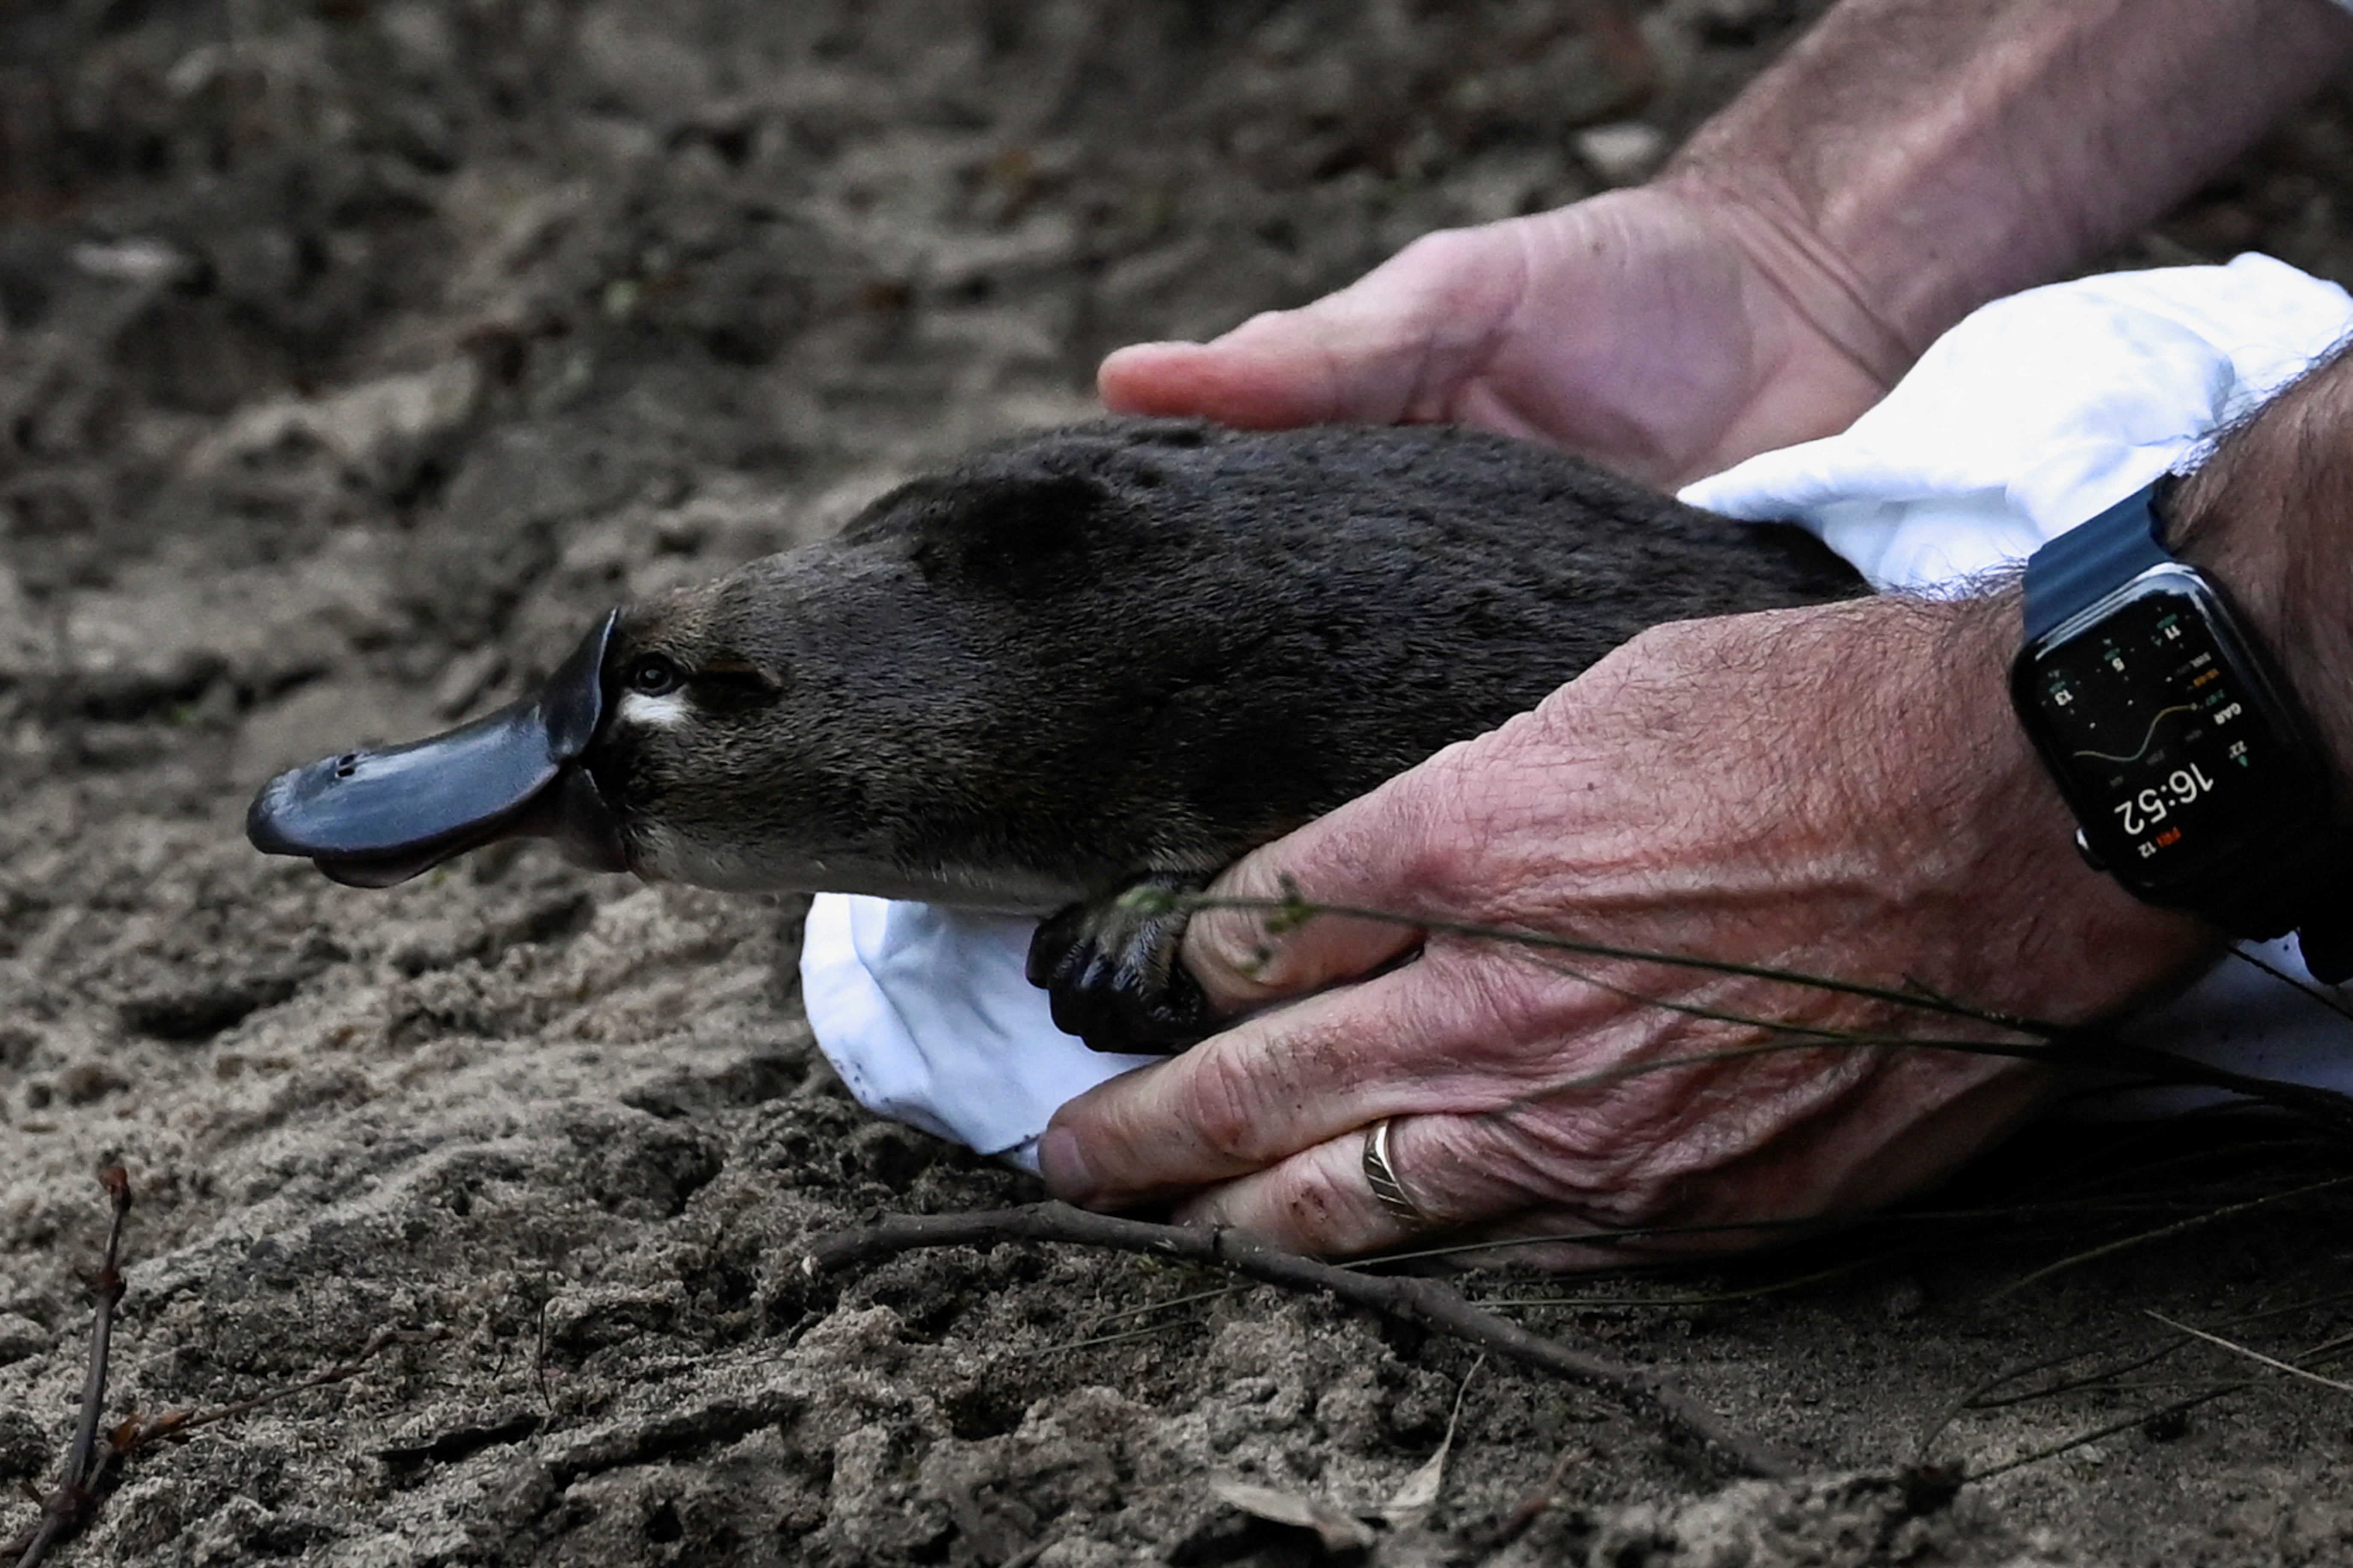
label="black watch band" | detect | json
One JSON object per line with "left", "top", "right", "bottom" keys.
{"left": 2012, "top": 480, "right": 2353, "bottom": 981}
{"left": 2021, "top": 485, "right": 2171, "bottom": 645}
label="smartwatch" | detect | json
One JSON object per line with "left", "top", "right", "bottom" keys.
{"left": 2010, "top": 480, "right": 2353, "bottom": 982}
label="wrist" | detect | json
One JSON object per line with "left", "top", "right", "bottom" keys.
{"left": 1822, "top": 593, "right": 2212, "bottom": 1014}
{"left": 1947, "top": 590, "right": 2227, "bottom": 1006}
{"left": 1843, "top": 592, "right": 2225, "bottom": 1022}
{"left": 2010, "top": 409, "right": 2353, "bottom": 970}
{"left": 1647, "top": 164, "right": 1916, "bottom": 394}
{"left": 2167, "top": 347, "right": 2353, "bottom": 793}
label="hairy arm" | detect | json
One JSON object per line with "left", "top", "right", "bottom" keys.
{"left": 1673, "top": 0, "right": 2353, "bottom": 366}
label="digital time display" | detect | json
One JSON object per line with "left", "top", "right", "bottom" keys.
{"left": 2018, "top": 571, "right": 2320, "bottom": 895}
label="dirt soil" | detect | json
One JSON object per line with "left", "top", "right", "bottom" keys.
{"left": 7, "top": 3, "right": 2353, "bottom": 1564}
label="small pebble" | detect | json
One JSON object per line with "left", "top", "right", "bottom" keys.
{"left": 56, "top": 1061, "right": 129, "bottom": 1106}
{"left": 0, "top": 1312, "right": 50, "bottom": 1365}
{"left": 1574, "top": 121, "right": 1669, "bottom": 186}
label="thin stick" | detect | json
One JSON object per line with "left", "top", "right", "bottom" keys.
{"left": 801, "top": 1201, "right": 1794, "bottom": 1478}
{"left": 1485, "top": 1443, "right": 1590, "bottom": 1550}
{"left": 1962, "top": 1387, "right": 2238, "bottom": 1483}
{"left": 1985, "top": 1172, "right": 2353, "bottom": 1302}
{"left": 10, "top": 1165, "right": 132, "bottom": 1568}
{"left": 114, "top": 1326, "right": 447, "bottom": 1447}
{"left": 2143, "top": 1310, "right": 2353, "bottom": 1396}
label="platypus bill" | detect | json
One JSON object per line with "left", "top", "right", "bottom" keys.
{"left": 249, "top": 418, "right": 1863, "bottom": 1052}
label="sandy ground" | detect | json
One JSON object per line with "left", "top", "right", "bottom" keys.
{"left": 6, "top": 3, "right": 2353, "bottom": 1563}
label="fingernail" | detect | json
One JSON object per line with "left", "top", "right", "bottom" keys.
{"left": 1037, "top": 1126, "right": 1099, "bottom": 1205}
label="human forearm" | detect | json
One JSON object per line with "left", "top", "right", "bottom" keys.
{"left": 1663, "top": 0, "right": 2353, "bottom": 369}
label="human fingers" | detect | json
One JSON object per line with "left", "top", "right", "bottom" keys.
{"left": 1176, "top": 727, "right": 1548, "bottom": 1015}
{"left": 1038, "top": 937, "right": 1597, "bottom": 1209}
{"left": 1095, "top": 328, "right": 1352, "bottom": 429}
{"left": 1177, "top": 812, "right": 1429, "bottom": 1016}
{"left": 1097, "top": 226, "right": 1526, "bottom": 428}
{"left": 1165, "top": 1062, "right": 1864, "bottom": 1260}
{"left": 1035, "top": 967, "right": 1435, "bottom": 1210}
{"left": 1099, "top": 189, "right": 1899, "bottom": 484}
{"left": 1170, "top": 1130, "right": 1419, "bottom": 1257}
{"left": 1165, "top": 1109, "right": 1544, "bottom": 1257}
{"left": 1154, "top": 990, "right": 1854, "bottom": 1258}
{"left": 1179, "top": 1140, "right": 1685, "bottom": 1268}
{"left": 1176, "top": 1139, "right": 1705, "bottom": 1268}
{"left": 1171, "top": 1012, "right": 2053, "bottom": 1262}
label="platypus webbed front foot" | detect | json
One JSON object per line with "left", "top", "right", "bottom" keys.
{"left": 1027, "top": 873, "right": 1211, "bottom": 1054}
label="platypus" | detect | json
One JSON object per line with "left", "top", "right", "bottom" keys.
{"left": 249, "top": 419, "right": 1864, "bottom": 1051}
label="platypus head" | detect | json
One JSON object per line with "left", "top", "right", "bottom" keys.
{"left": 247, "top": 553, "right": 1081, "bottom": 905}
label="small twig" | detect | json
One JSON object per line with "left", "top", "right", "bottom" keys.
{"left": 1985, "top": 1172, "right": 2353, "bottom": 1302}
{"left": 8, "top": 1165, "right": 132, "bottom": 1568}
{"left": 113, "top": 1325, "right": 448, "bottom": 1449}
{"left": 802, "top": 1201, "right": 1795, "bottom": 1478}
{"left": 998, "top": 1535, "right": 1057, "bottom": 1568}
{"left": 1924, "top": 1287, "right": 2353, "bottom": 1471}
{"left": 1482, "top": 1443, "right": 1589, "bottom": 1553}
{"left": 1959, "top": 1308, "right": 2353, "bottom": 1481}
{"left": 1963, "top": 1386, "right": 2240, "bottom": 1482}
{"left": 2143, "top": 1310, "right": 2353, "bottom": 1396}
{"left": 533, "top": 1284, "right": 556, "bottom": 1413}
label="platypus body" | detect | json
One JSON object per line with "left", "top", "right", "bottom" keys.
{"left": 250, "top": 419, "right": 1862, "bottom": 1049}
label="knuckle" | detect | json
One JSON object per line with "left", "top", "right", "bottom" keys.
{"left": 1385, "top": 1116, "right": 1494, "bottom": 1222}
{"left": 1183, "top": 901, "right": 1287, "bottom": 999}
{"left": 1361, "top": 783, "right": 1448, "bottom": 893}
{"left": 1390, "top": 225, "right": 1475, "bottom": 276}
{"left": 1176, "top": 1046, "right": 1275, "bottom": 1165}
{"left": 1188, "top": 851, "right": 1366, "bottom": 1002}
{"left": 1227, "top": 1143, "right": 1393, "bottom": 1258}
{"left": 1227, "top": 306, "right": 1294, "bottom": 344}
{"left": 1409, "top": 942, "right": 1568, "bottom": 1064}
{"left": 1276, "top": 1163, "right": 1361, "bottom": 1251}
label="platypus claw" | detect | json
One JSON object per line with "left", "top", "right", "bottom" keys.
{"left": 1027, "top": 874, "right": 1210, "bottom": 1055}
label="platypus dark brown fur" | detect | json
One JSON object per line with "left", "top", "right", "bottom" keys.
{"left": 249, "top": 418, "right": 1863, "bottom": 1050}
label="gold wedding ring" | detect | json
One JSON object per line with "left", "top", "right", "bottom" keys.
{"left": 1361, "top": 1117, "right": 1434, "bottom": 1229}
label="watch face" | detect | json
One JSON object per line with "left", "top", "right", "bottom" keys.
{"left": 2015, "top": 565, "right": 2328, "bottom": 899}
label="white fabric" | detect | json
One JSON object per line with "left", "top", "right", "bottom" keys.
{"left": 798, "top": 896, "right": 1156, "bottom": 1162}
{"left": 802, "top": 253, "right": 2353, "bottom": 1160}
{"left": 1681, "top": 253, "right": 2353, "bottom": 586}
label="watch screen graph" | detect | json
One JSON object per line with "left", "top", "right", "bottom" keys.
{"left": 2032, "top": 589, "right": 2280, "bottom": 877}
{"left": 2068, "top": 702, "right": 2199, "bottom": 764}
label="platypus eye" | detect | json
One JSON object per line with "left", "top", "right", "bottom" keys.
{"left": 625, "top": 654, "right": 685, "bottom": 696}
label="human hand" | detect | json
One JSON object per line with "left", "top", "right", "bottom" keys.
{"left": 1037, "top": 596, "right": 2217, "bottom": 1263}
{"left": 1098, "top": 182, "right": 1910, "bottom": 488}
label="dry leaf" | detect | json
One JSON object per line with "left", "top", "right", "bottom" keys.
{"left": 1381, "top": 1352, "right": 1484, "bottom": 1527}
{"left": 1208, "top": 1478, "right": 1378, "bottom": 1552}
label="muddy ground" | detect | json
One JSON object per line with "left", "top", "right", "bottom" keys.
{"left": 6, "top": 3, "right": 2353, "bottom": 1564}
